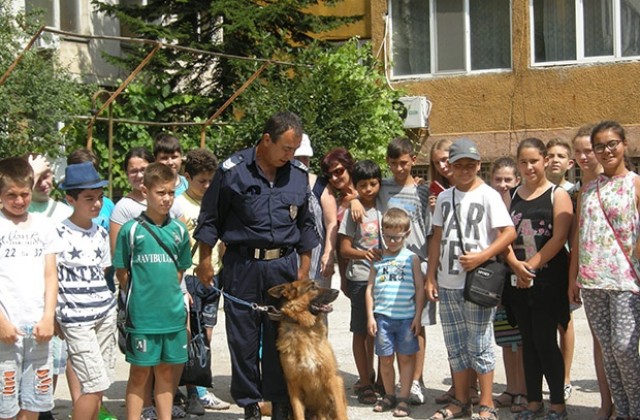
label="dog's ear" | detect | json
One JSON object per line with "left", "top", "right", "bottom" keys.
{"left": 268, "top": 283, "right": 289, "bottom": 299}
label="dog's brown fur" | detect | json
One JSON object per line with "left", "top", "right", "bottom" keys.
{"left": 268, "top": 279, "right": 348, "bottom": 420}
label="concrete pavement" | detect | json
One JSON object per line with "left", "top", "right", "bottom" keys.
{"left": 52, "top": 276, "right": 602, "bottom": 419}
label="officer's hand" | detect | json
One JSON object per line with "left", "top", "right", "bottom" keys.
{"left": 195, "top": 262, "right": 214, "bottom": 286}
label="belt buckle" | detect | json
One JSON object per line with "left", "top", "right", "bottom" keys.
{"left": 264, "top": 248, "right": 281, "bottom": 260}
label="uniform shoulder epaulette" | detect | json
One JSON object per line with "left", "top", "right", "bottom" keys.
{"left": 221, "top": 155, "right": 244, "bottom": 172}
{"left": 292, "top": 159, "right": 309, "bottom": 172}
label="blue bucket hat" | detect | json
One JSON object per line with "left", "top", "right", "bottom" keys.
{"left": 58, "top": 162, "right": 108, "bottom": 190}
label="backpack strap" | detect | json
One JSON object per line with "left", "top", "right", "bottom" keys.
{"left": 311, "top": 176, "right": 328, "bottom": 202}
{"left": 134, "top": 216, "right": 180, "bottom": 271}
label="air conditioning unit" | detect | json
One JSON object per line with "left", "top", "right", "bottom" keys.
{"left": 34, "top": 33, "right": 60, "bottom": 51}
{"left": 397, "top": 96, "right": 431, "bottom": 129}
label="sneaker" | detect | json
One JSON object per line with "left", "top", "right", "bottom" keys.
{"left": 408, "top": 380, "right": 425, "bottom": 405}
{"left": 174, "top": 388, "right": 187, "bottom": 406}
{"left": 200, "top": 391, "right": 231, "bottom": 410}
{"left": 544, "top": 410, "right": 568, "bottom": 420}
{"left": 98, "top": 405, "right": 118, "bottom": 420}
{"left": 171, "top": 405, "right": 187, "bottom": 418}
{"left": 140, "top": 406, "right": 157, "bottom": 420}
{"left": 185, "top": 393, "right": 205, "bottom": 416}
{"left": 244, "top": 403, "right": 261, "bottom": 420}
{"left": 563, "top": 384, "right": 572, "bottom": 401}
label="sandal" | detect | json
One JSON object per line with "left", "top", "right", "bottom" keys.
{"left": 373, "top": 394, "right": 397, "bottom": 413}
{"left": 511, "top": 394, "right": 528, "bottom": 414}
{"left": 357, "top": 385, "right": 378, "bottom": 405}
{"left": 472, "top": 405, "right": 499, "bottom": 420}
{"left": 493, "top": 391, "right": 516, "bottom": 408}
{"left": 514, "top": 403, "right": 545, "bottom": 420}
{"left": 393, "top": 398, "right": 412, "bottom": 418}
{"left": 435, "top": 387, "right": 456, "bottom": 404}
{"left": 429, "top": 398, "right": 472, "bottom": 420}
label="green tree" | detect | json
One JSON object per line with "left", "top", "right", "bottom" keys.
{"left": 0, "top": 0, "right": 92, "bottom": 158}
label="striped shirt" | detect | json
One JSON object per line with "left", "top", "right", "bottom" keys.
{"left": 372, "top": 248, "right": 417, "bottom": 320}
{"left": 56, "top": 219, "right": 115, "bottom": 326}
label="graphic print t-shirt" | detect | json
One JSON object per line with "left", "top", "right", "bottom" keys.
{"left": 433, "top": 183, "right": 513, "bottom": 289}
{"left": 339, "top": 206, "right": 381, "bottom": 281}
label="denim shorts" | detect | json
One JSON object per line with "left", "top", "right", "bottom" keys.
{"left": 0, "top": 331, "right": 54, "bottom": 418}
{"left": 347, "top": 280, "right": 368, "bottom": 335}
{"left": 61, "top": 309, "right": 117, "bottom": 394}
{"left": 374, "top": 314, "right": 419, "bottom": 357}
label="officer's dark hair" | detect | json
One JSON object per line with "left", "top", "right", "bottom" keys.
{"left": 153, "top": 133, "right": 183, "bottom": 156}
{"left": 123, "top": 147, "right": 154, "bottom": 173}
{"left": 143, "top": 162, "right": 175, "bottom": 188}
{"left": 184, "top": 149, "right": 218, "bottom": 177}
{"left": 320, "top": 147, "right": 355, "bottom": 178}
{"left": 0, "top": 157, "right": 34, "bottom": 193}
{"left": 263, "top": 111, "right": 303, "bottom": 142}
{"left": 387, "top": 137, "right": 415, "bottom": 159}
{"left": 352, "top": 159, "right": 382, "bottom": 186}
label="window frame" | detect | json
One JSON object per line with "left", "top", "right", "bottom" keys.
{"left": 529, "top": 0, "right": 640, "bottom": 67}
{"left": 388, "top": 0, "right": 513, "bottom": 80}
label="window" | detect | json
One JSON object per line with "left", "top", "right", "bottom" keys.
{"left": 389, "top": 0, "right": 512, "bottom": 78}
{"left": 25, "top": 0, "right": 85, "bottom": 33}
{"left": 532, "top": 0, "right": 640, "bottom": 64}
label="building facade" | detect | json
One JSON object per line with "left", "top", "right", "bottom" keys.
{"left": 372, "top": 0, "right": 640, "bottom": 168}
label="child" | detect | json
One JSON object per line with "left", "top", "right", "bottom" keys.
{"left": 366, "top": 208, "right": 424, "bottom": 418}
{"left": 545, "top": 139, "right": 575, "bottom": 191}
{"left": 505, "top": 138, "right": 573, "bottom": 420}
{"left": 153, "top": 133, "right": 188, "bottom": 197}
{"left": 338, "top": 159, "right": 383, "bottom": 406}
{"left": 428, "top": 139, "right": 453, "bottom": 212}
{"left": 569, "top": 121, "right": 640, "bottom": 420}
{"left": 173, "top": 149, "right": 230, "bottom": 413}
{"left": 426, "top": 138, "right": 516, "bottom": 420}
{"left": 378, "top": 137, "right": 433, "bottom": 404}
{"left": 545, "top": 138, "right": 577, "bottom": 401}
{"left": 113, "top": 163, "right": 192, "bottom": 420}
{"left": 0, "top": 157, "right": 62, "bottom": 419}
{"left": 56, "top": 162, "right": 117, "bottom": 420}
{"left": 488, "top": 157, "right": 528, "bottom": 414}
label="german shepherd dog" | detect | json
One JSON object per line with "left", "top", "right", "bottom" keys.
{"left": 268, "top": 279, "right": 348, "bottom": 420}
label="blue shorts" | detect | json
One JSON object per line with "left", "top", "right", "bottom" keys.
{"left": 347, "top": 281, "right": 368, "bottom": 335}
{"left": 0, "top": 333, "right": 54, "bottom": 418}
{"left": 374, "top": 314, "right": 419, "bottom": 357}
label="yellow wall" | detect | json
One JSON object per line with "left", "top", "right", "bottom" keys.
{"left": 308, "top": 0, "right": 371, "bottom": 41}
{"left": 371, "top": 1, "right": 640, "bottom": 161}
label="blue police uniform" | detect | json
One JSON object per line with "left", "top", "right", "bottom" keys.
{"left": 194, "top": 146, "right": 318, "bottom": 408}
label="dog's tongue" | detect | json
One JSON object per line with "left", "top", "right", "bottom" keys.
{"left": 314, "top": 303, "right": 333, "bottom": 313}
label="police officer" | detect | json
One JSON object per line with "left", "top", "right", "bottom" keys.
{"left": 194, "top": 111, "right": 318, "bottom": 420}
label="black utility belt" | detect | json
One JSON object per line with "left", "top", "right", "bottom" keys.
{"left": 229, "top": 245, "right": 292, "bottom": 260}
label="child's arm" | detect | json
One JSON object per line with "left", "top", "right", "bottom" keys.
{"left": 0, "top": 312, "right": 20, "bottom": 344}
{"left": 116, "top": 268, "right": 129, "bottom": 290}
{"left": 34, "top": 253, "right": 58, "bottom": 342}
{"left": 411, "top": 255, "right": 425, "bottom": 336}
{"left": 634, "top": 176, "right": 640, "bottom": 261}
{"left": 425, "top": 226, "right": 442, "bottom": 302}
{"left": 459, "top": 225, "right": 517, "bottom": 272}
{"left": 365, "top": 267, "right": 377, "bottom": 337}
{"left": 568, "top": 198, "right": 582, "bottom": 304}
{"left": 349, "top": 197, "right": 365, "bottom": 223}
{"left": 504, "top": 245, "right": 535, "bottom": 288}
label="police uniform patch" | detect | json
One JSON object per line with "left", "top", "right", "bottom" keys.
{"left": 221, "top": 155, "right": 244, "bottom": 171}
{"left": 290, "top": 205, "right": 298, "bottom": 220}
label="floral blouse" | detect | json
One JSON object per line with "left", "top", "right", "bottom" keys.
{"left": 578, "top": 171, "right": 640, "bottom": 292}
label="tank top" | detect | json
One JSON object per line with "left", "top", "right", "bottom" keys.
{"left": 372, "top": 248, "right": 416, "bottom": 320}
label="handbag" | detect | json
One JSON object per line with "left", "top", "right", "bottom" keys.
{"left": 452, "top": 189, "right": 507, "bottom": 307}
{"left": 179, "top": 311, "right": 213, "bottom": 387}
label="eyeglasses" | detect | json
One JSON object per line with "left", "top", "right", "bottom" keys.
{"left": 593, "top": 139, "right": 623, "bottom": 154}
{"left": 325, "top": 166, "right": 346, "bottom": 178}
{"left": 383, "top": 232, "right": 409, "bottom": 242}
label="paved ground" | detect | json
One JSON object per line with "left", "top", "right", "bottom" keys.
{"left": 52, "top": 275, "right": 602, "bottom": 419}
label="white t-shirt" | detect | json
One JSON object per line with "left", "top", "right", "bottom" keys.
{"left": 56, "top": 219, "right": 115, "bottom": 326}
{"left": 433, "top": 183, "right": 513, "bottom": 289}
{"left": 110, "top": 196, "right": 184, "bottom": 226}
{"left": 29, "top": 199, "right": 73, "bottom": 222}
{"left": 0, "top": 212, "right": 64, "bottom": 326}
